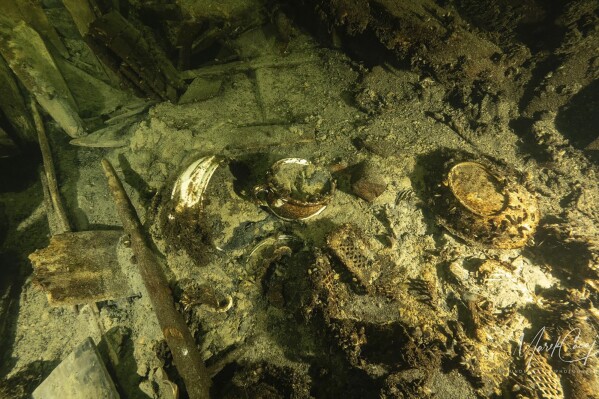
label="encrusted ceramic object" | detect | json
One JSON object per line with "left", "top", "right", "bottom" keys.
{"left": 170, "top": 155, "right": 221, "bottom": 213}
{"left": 160, "top": 155, "right": 224, "bottom": 261}
{"left": 253, "top": 158, "right": 335, "bottom": 221}
{"left": 429, "top": 156, "right": 539, "bottom": 249}
{"left": 161, "top": 155, "right": 272, "bottom": 260}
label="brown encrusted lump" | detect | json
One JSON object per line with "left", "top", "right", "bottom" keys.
{"left": 420, "top": 148, "right": 539, "bottom": 249}
{"left": 304, "top": 248, "right": 446, "bottom": 381}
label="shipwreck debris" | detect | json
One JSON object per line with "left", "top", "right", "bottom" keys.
{"left": 160, "top": 155, "right": 223, "bottom": 260}
{"left": 0, "top": 53, "right": 35, "bottom": 145}
{"left": 327, "top": 223, "right": 381, "bottom": 292}
{"left": 171, "top": 155, "right": 222, "bottom": 213}
{"left": 30, "top": 230, "right": 132, "bottom": 306}
{"left": 32, "top": 338, "right": 119, "bottom": 399}
{"left": 254, "top": 158, "right": 336, "bottom": 220}
{"left": 427, "top": 153, "right": 539, "bottom": 249}
{"left": 102, "top": 158, "right": 211, "bottom": 399}
{"left": 512, "top": 344, "right": 565, "bottom": 399}
{"left": 85, "top": 10, "right": 184, "bottom": 102}
{"left": 179, "top": 283, "right": 233, "bottom": 313}
{"left": 29, "top": 100, "right": 132, "bottom": 305}
{"left": 0, "top": 19, "right": 85, "bottom": 138}
{"left": 350, "top": 160, "right": 387, "bottom": 202}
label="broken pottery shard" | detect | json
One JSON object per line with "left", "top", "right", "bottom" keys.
{"left": 171, "top": 155, "right": 221, "bottom": 211}
{"left": 0, "top": 20, "right": 85, "bottom": 137}
{"left": 351, "top": 161, "right": 387, "bottom": 202}
{"left": 32, "top": 337, "right": 120, "bottom": 399}
{"left": 254, "top": 158, "right": 335, "bottom": 220}
{"left": 352, "top": 178, "right": 386, "bottom": 202}
{"left": 29, "top": 230, "right": 132, "bottom": 306}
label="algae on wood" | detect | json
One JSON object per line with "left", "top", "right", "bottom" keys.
{"left": 0, "top": 19, "right": 85, "bottom": 137}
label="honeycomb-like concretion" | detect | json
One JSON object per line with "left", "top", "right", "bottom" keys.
{"left": 327, "top": 224, "right": 381, "bottom": 289}
{"left": 522, "top": 345, "right": 564, "bottom": 399}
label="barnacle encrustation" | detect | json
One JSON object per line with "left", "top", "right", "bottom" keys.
{"left": 305, "top": 249, "right": 446, "bottom": 378}
{"left": 449, "top": 320, "right": 512, "bottom": 397}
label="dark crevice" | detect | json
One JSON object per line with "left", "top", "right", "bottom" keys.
{"left": 555, "top": 79, "right": 599, "bottom": 149}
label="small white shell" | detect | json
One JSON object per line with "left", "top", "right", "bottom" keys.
{"left": 171, "top": 156, "right": 220, "bottom": 212}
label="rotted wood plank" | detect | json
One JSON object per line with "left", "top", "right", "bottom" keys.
{"left": 86, "top": 11, "right": 184, "bottom": 102}
{"left": 0, "top": 54, "right": 36, "bottom": 144}
{"left": 61, "top": 0, "right": 98, "bottom": 37}
{"left": 0, "top": 19, "right": 86, "bottom": 137}
{"left": 29, "top": 230, "right": 132, "bottom": 306}
{"left": 3, "top": 0, "right": 69, "bottom": 57}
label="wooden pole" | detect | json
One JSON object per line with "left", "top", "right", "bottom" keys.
{"left": 101, "top": 158, "right": 211, "bottom": 399}
{"left": 31, "top": 100, "right": 71, "bottom": 233}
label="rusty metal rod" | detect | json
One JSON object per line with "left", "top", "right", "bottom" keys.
{"left": 101, "top": 158, "right": 211, "bottom": 399}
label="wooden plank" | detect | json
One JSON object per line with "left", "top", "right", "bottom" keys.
{"left": 586, "top": 136, "right": 599, "bottom": 151}
{"left": 3, "top": 0, "right": 69, "bottom": 57}
{"left": 0, "top": 20, "right": 86, "bottom": 137}
{"left": 61, "top": 0, "right": 97, "bottom": 37}
{"left": 0, "top": 54, "right": 36, "bottom": 143}
{"left": 103, "top": 159, "right": 211, "bottom": 399}
{"left": 29, "top": 231, "right": 133, "bottom": 306}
